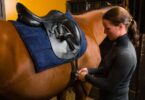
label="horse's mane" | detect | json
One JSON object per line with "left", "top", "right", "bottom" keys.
{"left": 73, "top": 6, "right": 119, "bottom": 18}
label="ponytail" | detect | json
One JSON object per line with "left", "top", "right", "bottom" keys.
{"left": 128, "top": 19, "right": 140, "bottom": 48}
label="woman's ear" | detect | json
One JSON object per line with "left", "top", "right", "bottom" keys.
{"left": 119, "top": 23, "right": 126, "bottom": 30}
{"left": 118, "top": 23, "right": 127, "bottom": 35}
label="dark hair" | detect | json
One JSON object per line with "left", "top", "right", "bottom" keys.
{"left": 103, "top": 7, "right": 139, "bottom": 48}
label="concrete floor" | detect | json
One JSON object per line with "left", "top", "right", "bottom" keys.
{"left": 50, "top": 89, "right": 94, "bottom": 100}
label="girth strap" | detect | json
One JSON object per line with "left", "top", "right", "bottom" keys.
{"left": 70, "top": 60, "right": 78, "bottom": 82}
{"left": 69, "top": 60, "right": 87, "bottom": 96}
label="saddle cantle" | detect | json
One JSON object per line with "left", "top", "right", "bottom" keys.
{"left": 16, "top": 3, "right": 65, "bottom": 27}
{"left": 16, "top": 3, "right": 82, "bottom": 60}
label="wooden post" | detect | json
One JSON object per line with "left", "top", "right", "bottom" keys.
{"left": 0, "top": 0, "right": 5, "bottom": 20}
{"left": 136, "top": 34, "right": 145, "bottom": 100}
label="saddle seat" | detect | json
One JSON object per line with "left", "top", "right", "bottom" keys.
{"left": 16, "top": 3, "right": 65, "bottom": 26}
{"left": 16, "top": 3, "right": 82, "bottom": 60}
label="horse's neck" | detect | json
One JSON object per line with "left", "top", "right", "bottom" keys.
{"left": 73, "top": 12, "right": 103, "bottom": 69}
{"left": 73, "top": 9, "right": 107, "bottom": 45}
{"left": 73, "top": 8, "right": 115, "bottom": 69}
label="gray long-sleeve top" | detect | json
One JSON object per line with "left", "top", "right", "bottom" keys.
{"left": 85, "top": 34, "right": 137, "bottom": 100}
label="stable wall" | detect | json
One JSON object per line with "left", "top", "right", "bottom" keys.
{"left": 4, "top": 0, "right": 66, "bottom": 20}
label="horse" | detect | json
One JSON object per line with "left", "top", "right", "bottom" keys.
{"left": 0, "top": 6, "right": 113, "bottom": 100}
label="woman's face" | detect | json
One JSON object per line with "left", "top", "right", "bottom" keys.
{"left": 103, "top": 19, "right": 121, "bottom": 41}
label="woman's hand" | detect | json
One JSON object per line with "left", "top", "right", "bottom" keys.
{"left": 78, "top": 68, "right": 88, "bottom": 81}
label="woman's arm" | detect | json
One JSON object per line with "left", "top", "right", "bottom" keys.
{"left": 88, "top": 66, "right": 105, "bottom": 75}
{"left": 85, "top": 53, "right": 134, "bottom": 92}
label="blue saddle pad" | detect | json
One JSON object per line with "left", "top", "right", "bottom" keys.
{"left": 12, "top": 12, "right": 87, "bottom": 72}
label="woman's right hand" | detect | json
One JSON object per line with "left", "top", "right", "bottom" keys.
{"left": 78, "top": 67, "right": 88, "bottom": 81}
{"left": 79, "top": 67, "right": 88, "bottom": 74}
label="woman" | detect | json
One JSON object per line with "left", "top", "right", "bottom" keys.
{"left": 78, "top": 6, "right": 139, "bottom": 100}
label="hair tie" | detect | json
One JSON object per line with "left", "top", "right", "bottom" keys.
{"left": 131, "top": 19, "right": 134, "bottom": 22}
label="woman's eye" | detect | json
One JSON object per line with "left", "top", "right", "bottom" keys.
{"left": 105, "top": 28, "right": 110, "bottom": 31}
{"left": 107, "top": 27, "right": 110, "bottom": 30}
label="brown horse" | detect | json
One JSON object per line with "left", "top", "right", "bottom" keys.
{"left": 0, "top": 7, "right": 112, "bottom": 100}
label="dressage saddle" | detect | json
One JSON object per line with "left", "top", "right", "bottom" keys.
{"left": 16, "top": 3, "right": 81, "bottom": 60}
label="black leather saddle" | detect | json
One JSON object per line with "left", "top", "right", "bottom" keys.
{"left": 16, "top": 3, "right": 81, "bottom": 60}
